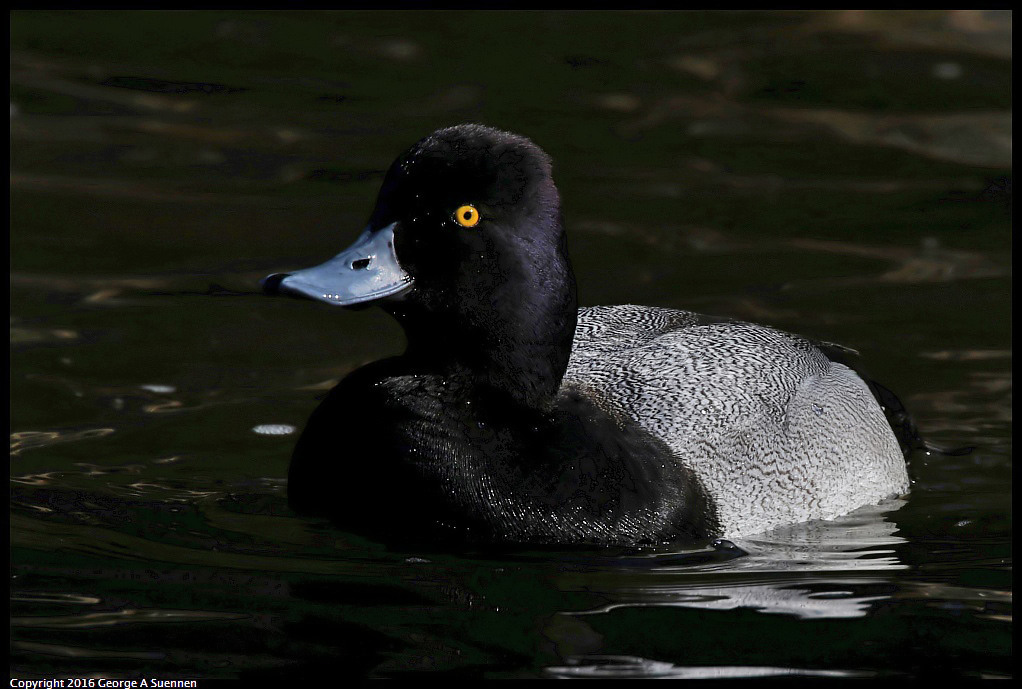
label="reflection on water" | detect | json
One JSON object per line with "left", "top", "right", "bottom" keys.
{"left": 10, "top": 9, "right": 1011, "bottom": 679}
{"left": 546, "top": 656, "right": 868, "bottom": 679}
{"left": 8, "top": 468, "right": 1010, "bottom": 677}
{"left": 251, "top": 423, "right": 297, "bottom": 436}
{"left": 12, "top": 640, "right": 167, "bottom": 662}
{"left": 729, "top": 499, "right": 909, "bottom": 572}
{"left": 12, "top": 608, "right": 251, "bottom": 630}
{"left": 562, "top": 501, "right": 908, "bottom": 626}
{"left": 10, "top": 427, "right": 116, "bottom": 457}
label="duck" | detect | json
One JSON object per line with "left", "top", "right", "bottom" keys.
{"left": 262, "top": 123, "right": 911, "bottom": 547}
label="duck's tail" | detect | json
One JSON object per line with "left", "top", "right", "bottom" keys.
{"left": 864, "top": 379, "right": 974, "bottom": 458}
{"left": 815, "top": 340, "right": 974, "bottom": 459}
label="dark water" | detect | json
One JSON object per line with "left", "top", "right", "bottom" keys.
{"left": 10, "top": 10, "right": 1011, "bottom": 680}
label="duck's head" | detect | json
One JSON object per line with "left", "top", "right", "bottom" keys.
{"left": 264, "top": 124, "right": 578, "bottom": 404}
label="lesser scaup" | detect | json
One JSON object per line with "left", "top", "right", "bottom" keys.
{"left": 263, "top": 124, "right": 911, "bottom": 546}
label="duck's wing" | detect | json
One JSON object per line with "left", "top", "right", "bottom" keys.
{"left": 571, "top": 305, "right": 949, "bottom": 459}
{"left": 567, "top": 304, "right": 833, "bottom": 434}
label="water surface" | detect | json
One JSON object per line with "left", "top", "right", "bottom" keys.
{"left": 10, "top": 10, "right": 1011, "bottom": 679}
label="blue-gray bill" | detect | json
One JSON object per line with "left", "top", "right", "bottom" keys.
{"left": 261, "top": 222, "right": 412, "bottom": 306}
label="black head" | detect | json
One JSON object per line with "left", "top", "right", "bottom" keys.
{"left": 264, "top": 125, "right": 579, "bottom": 407}
{"left": 373, "top": 125, "right": 564, "bottom": 305}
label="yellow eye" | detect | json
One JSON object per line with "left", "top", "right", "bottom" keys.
{"left": 453, "top": 204, "right": 481, "bottom": 228}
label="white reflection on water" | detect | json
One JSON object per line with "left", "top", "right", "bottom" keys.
{"left": 573, "top": 499, "right": 908, "bottom": 622}
{"left": 578, "top": 578, "right": 893, "bottom": 620}
{"left": 546, "top": 655, "right": 870, "bottom": 679}
{"left": 252, "top": 423, "right": 297, "bottom": 436}
{"left": 139, "top": 383, "right": 176, "bottom": 394}
{"left": 544, "top": 500, "right": 910, "bottom": 678}
{"left": 725, "top": 498, "right": 909, "bottom": 574}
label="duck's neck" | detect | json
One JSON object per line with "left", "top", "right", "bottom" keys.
{"left": 388, "top": 238, "right": 578, "bottom": 410}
